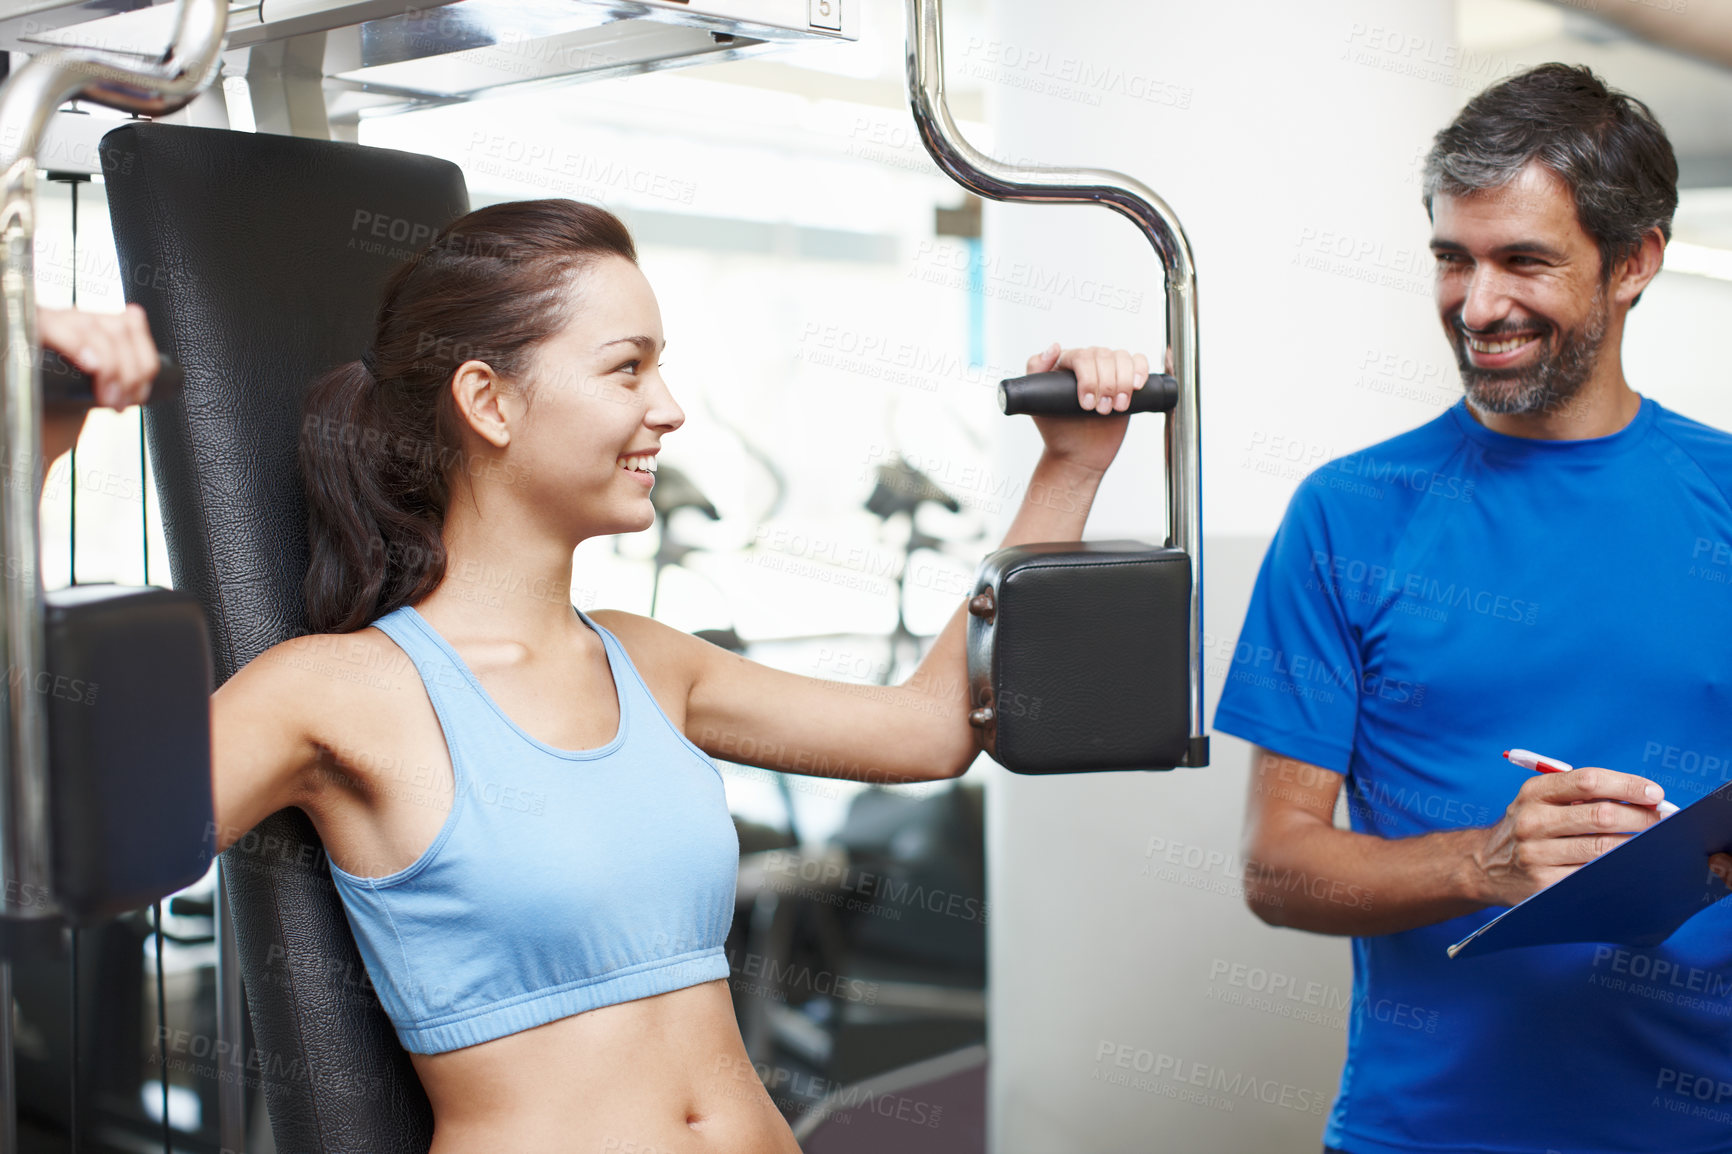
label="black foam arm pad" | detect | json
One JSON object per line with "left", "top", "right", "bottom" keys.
{"left": 967, "top": 541, "right": 1191, "bottom": 773}
{"left": 46, "top": 584, "right": 213, "bottom": 924}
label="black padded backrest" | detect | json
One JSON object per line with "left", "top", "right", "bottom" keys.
{"left": 101, "top": 122, "right": 469, "bottom": 1154}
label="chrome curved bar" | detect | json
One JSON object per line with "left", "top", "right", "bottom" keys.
{"left": 905, "top": 0, "right": 1207, "bottom": 764}
{"left": 0, "top": 0, "right": 228, "bottom": 922}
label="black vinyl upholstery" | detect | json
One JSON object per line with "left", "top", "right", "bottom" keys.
{"left": 102, "top": 123, "right": 469, "bottom": 1154}
{"left": 966, "top": 541, "right": 1192, "bottom": 772}
{"left": 46, "top": 584, "right": 214, "bottom": 924}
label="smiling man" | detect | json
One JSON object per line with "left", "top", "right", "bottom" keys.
{"left": 1213, "top": 64, "right": 1732, "bottom": 1154}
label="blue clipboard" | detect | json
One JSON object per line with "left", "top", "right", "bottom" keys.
{"left": 1448, "top": 779, "right": 1732, "bottom": 959}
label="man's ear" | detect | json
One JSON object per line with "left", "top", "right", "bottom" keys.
{"left": 449, "top": 359, "right": 514, "bottom": 449}
{"left": 1614, "top": 227, "right": 1666, "bottom": 310}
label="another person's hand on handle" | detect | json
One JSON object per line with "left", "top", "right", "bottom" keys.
{"left": 38, "top": 304, "right": 159, "bottom": 465}
{"left": 1024, "top": 342, "right": 1150, "bottom": 476}
{"left": 1471, "top": 766, "right": 1669, "bottom": 905}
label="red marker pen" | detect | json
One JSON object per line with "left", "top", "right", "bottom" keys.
{"left": 1502, "top": 748, "right": 1678, "bottom": 818}
{"left": 1503, "top": 748, "right": 1572, "bottom": 774}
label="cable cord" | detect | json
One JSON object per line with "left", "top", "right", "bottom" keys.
{"left": 152, "top": 905, "right": 169, "bottom": 1154}
{"left": 66, "top": 170, "right": 80, "bottom": 1154}
{"left": 147, "top": 450, "right": 167, "bottom": 1154}
{"left": 67, "top": 931, "right": 76, "bottom": 1153}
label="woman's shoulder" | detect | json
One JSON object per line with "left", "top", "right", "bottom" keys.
{"left": 212, "top": 625, "right": 453, "bottom": 847}
{"left": 247, "top": 625, "right": 402, "bottom": 681}
{"left": 587, "top": 608, "right": 673, "bottom": 670}
{"left": 585, "top": 609, "right": 716, "bottom": 707}
{"left": 233, "top": 627, "right": 419, "bottom": 737}
{"left": 586, "top": 608, "right": 714, "bottom": 664}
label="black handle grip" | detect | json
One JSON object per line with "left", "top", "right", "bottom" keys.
{"left": 997, "top": 369, "right": 1177, "bottom": 415}
{"left": 40, "top": 347, "right": 183, "bottom": 407}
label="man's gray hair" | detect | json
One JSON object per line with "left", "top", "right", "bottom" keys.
{"left": 1423, "top": 63, "right": 1677, "bottom": 301}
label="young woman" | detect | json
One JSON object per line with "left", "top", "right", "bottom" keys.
{"left": 57, "top": 199, "right": 1151, "bottom": 1153}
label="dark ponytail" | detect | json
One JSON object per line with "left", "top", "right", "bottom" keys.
{"left": 299, "top": 199, "right": 638, "bottom": 634}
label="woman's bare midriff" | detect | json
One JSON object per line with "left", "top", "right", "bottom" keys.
{"left": 412, "top": 980, "right": 802, "bottom": 1154}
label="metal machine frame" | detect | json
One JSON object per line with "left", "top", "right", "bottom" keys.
{"left": 0, "top": 3, "right": 226, "bottom": 1149}
{"left": 906, "top": 0, "right": 1208, "bottom": 766}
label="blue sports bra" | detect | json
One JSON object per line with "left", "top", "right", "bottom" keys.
{"left": 327, "top": 603, "right": 739, "bottom": 1054}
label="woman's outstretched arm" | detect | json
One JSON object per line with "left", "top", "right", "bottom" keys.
{"left": 602, "top": 343, "right": 1148, "bottom": 786}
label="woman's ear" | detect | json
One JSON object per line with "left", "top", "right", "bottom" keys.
{"left": 449, "top": 359, "right": 514, "bottom": 449}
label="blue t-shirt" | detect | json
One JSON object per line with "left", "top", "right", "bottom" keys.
{"left": 1214, "top": 396, "right": 1732, "bottom": 1154}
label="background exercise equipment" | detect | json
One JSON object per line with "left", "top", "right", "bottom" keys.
{"left": 907, "top": 0, "right": 1209, "bottom": 773}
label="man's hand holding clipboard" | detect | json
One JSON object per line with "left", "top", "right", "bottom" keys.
{"left": 1450, "top": 751, "right": 1732, "bottom": 959}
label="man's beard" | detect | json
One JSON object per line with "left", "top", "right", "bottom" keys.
{"left": 1450, "top": 288, "right": 1609, "bottom": 417}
